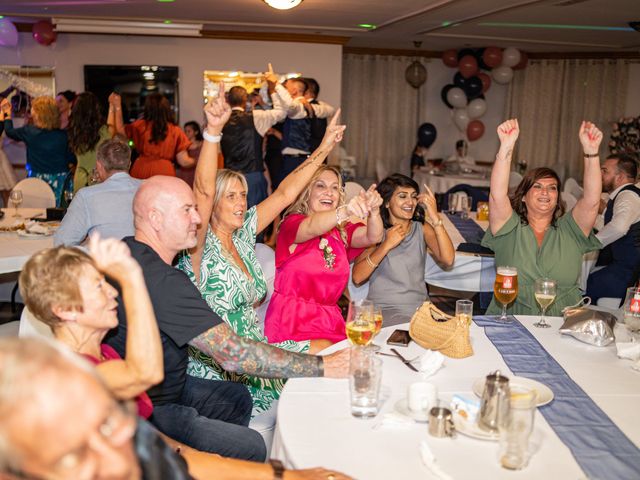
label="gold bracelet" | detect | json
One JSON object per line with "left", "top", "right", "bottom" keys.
{"left": 366, "top": 254, "right": 379, "bottom": 268}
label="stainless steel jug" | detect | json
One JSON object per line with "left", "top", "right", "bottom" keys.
{"left": 478, "top": 370, "right": 510, "bottom": 433}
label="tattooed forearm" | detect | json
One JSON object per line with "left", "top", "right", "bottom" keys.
{"left": 291, "top": 148, "right": 329, "bottom": 175}
{"left": 189, "top": 323, "right": 324, "bottom": 378}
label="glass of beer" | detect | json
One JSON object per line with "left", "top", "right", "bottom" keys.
{"left": 494, "top": 266, "right": 518, "bottom": 321}
{"left": 346, "top": 300, "right": 375, "bottom": 347}
{"left": 534, "top": 278, "right": 556, "bottom": 328}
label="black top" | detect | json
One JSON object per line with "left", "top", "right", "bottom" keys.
{"left": 221, "top": 111, "right": 264, "bottom": 173}
{"left": 136, "top": 419, "right": 193, "bottom": 480}
{"left": 106, "top": 237, "right": 223, "bottom": 406}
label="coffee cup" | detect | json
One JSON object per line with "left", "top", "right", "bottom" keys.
{"left": 407, "top": 382, "right": 437, "bottom": 413}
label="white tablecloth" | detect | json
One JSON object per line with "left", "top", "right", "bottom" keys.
{"left": 0, "top": 208, "right": 53, "bottom": 274}
{"left": 414, "top": 170, "right": 490, "bottom": 194}
{"left": 272, "top": 318, "right": 640, "bottom": 479}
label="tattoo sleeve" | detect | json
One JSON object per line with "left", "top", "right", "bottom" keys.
{"left": 189, "top": 323, "right": 324, "bottom": 378}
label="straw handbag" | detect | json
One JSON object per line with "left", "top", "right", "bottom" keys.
{"left": 409, "top": 301, "right": 474, "bottom": 359}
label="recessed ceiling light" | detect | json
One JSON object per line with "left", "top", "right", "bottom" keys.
{"left": 358, "top": 23, "right": 376, "bottom": 29}
{"left": 157, "top": 0, "right": 174, "bottom": 3}
{"left": 164, "top": 20, "right": 172, "bottom": 24}
{"left": 263, "top": 0, "right": 303, "bottom": 10}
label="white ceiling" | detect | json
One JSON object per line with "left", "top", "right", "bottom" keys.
{"left": 3, "top": 0, "right": 640, "bottom": 52}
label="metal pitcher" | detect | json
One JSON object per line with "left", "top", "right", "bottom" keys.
{"left": 478, "top": 370, "right": 510, "bottom": 433}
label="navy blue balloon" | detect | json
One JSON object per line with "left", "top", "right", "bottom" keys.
{"left": 463, "top": 75, "right": 483, "bottom": 100}
{"left": 475, "top": 47, "right": 490, "bottom": 70}
{"left": 453, "top": 72, "right": 467, "bottom": 89}
{"left": 418, "top": 123, "right": 438, "bottom": 148}
{"left": 441, "top": 84, "right": 455, "bottom": 109}
{"left": 457, "top": 48, "right": 475, "bottom": 61}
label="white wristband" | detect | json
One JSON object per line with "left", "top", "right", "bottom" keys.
{"left": 203, "top": 130, "right": 222, "bottom": 143}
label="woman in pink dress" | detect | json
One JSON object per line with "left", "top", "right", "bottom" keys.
{"left": 265, "top": 166, "right": 384, "bottom": 343}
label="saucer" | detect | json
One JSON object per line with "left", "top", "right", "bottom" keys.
{"left": 394, "top": 398, "right": 430, "bottom": 422}
{"left": 452, "top": 412, "right": 499, "bottom": 441}
{"left": 472, "top": 376, "right": 554, "bottom": 406}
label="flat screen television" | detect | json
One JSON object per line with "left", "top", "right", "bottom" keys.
{"left": 83, "top": 65, "right": 180, "bottom": 123}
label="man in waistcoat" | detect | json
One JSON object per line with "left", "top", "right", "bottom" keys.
{"left": 587, "top": 153, "right": 640, "bottom": 303}
{"left": 303, "top": 78, "right": 334, "bottom": 152}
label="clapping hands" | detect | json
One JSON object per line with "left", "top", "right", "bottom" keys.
{"left": 579, "top": 121, "right": 603, "bottom": 155}
{"left": 204, "top": 81, "right": 231, "bottom": 135}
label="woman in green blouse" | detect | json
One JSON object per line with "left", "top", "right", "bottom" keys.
{"left": 482, "top": 119, "right": 603, "bottom": 317}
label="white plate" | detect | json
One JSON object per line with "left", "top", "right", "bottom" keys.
{"left": 472, "top": 376, "right": 554, "bottom": 406}
{"left": 17, "top": 229, "right": 52, "bottom": 238}
{"left": 452, "top": 412, "right": 499, "bottom": 441}
{"left": 394, "top": 398, "right": 430, "bottom": 422}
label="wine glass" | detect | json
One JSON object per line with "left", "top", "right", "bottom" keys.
{"left": 534, "top": 278, "right": 557, "bottom": 328}
{"left": 346, "top": 300, "right": 375, "bottom": 348}
{"left": 372, "top": 307, "right": 383, "bottom": 338}
{"left": 9, "top": 189, "right": 23, "bottom": 218}
{"left": 459, "top": 195, "right": 470, "bottom": 220}
{"left": 64, "top": 190, "right": 74, "bottom": 206}
{"left": 494, "top": 266, "right": 518, "bottom": 322}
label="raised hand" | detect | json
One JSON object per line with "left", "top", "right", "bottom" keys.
{"left": 108, "top": 92, "right": 121, "bottom": 107}
{"left": 88, "top": 234, "right": 140, "bottom": 282}
{"left": 579, "top": 121, "right": 603, "bottom": 155}
{"left": 417, "top": 185, "right": 438, "bottom": 221}
{"left": 364, "top": 183, "right": 383, "bottom": 214}
{"left": 0, "top": 98, "right": 11, "bottom": 116}
{"left": 497, "top": 118, "right": 520, "bottom": 151}
{"left": 204, "top": 81, "right": 231, "bottom": 135}
{"left": 345, "top": 190, "right": 371, "bottom": 220}
{"left": 382, "top": 223, "right": 408, "bottom": 250}
{"left": 265, "top": 62, "right": 279, "bottom": 85}
{"left": 319, "top": 108, "right": 346, "bottom": 151}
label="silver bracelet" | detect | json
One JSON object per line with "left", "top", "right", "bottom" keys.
{"left": 203, "top": 130, "right": 222, "bottom": 143}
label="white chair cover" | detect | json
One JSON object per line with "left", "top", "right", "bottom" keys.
{"left": 344, "top": 181, "right": 364, "bottom": 203}
{"left": 254, "top": 243, "right": 275, "bottom": 333}
{"left": 564, "top": 177, "right": 584, "bottom": 199}
{"left": 18, "top": 306, "right": 54, "bottom": 339}
{"left": 561, "top": 191, "right": 578, "bottom": 211}
{"left": 508, "top": 171, "right": 523, "bottom": 189}
{"left": 12, "top": 178, "right": 56, "bottom": 209}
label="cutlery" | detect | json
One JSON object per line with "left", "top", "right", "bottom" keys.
{"left": 390, "top": 348, "right": 420, "bottom": 372}
{"left": 376, "top": 352, "right": 419, "bottom": 363}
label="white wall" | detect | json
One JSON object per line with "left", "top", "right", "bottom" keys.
{"left": 420, "top": 59, "right": 506, "bottom": 163}
{"left": 625, "top": 62, "right": 640, "bottom": 117}
{"left": 0, "top": 32, "right": 342, "bottom": 125}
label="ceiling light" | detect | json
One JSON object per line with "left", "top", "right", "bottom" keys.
{"left": 263, "top": 0, "right": 303, "bottom": 10}
{"left": 52, "top": 18, "right": 202, "bottom": 37}
{"left": 358, "top": 23, "right": 377, "bottom": 29}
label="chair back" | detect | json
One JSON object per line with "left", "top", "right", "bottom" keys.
{"left": 254, "top": 244, "right": 275, "bottom": 333}
{"left": 563, "top": 177, "right": 583, "bottom": 199}
{"left": 12, "top": 178, "right": 56, "bottom": 208}
{"left": 508, "top": 171, "right": 523, "bottom": 190}
{"left": 344, "top": 181, "right": 364, "bottom": 203}
{"left": 19, "top": 306, "right": 54, "bottom": 339}
{"left": 561, "top": 191, "right": 577, "bottom": 211}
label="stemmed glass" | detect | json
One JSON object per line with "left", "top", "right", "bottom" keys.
{"left": 534, "top": 278, "right": 556, "bottom": 328}
{"left": 345, "top": 300, "right": 375, "bottom": 348}
{"left": 494, "top": 266, "right": 518, "bottom": 322}
{"left": 9, "top": 190, "right": 23, "bottom": 218}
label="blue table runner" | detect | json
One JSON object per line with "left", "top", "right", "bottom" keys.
{"left": 474, "top": 315, "right": 640, "bottom": 479}
{"left": 445, "top": 213, "right": 485, "bottom": 244}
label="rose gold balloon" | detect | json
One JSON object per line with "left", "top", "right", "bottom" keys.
{"left": 482, "top": 46, "right": 503, "bottom": 69}
{"left": 458, "top": 55, "right": 478, "bottom": 79}
{"left": 442, "top": 49, "right": 459, "bottom": 68}
{"left": 467, "top": 120, "right": 485, "bottom": 142}
{"left": 32, "top": 20, "right": 57, "bottom": 46}
{"left": 477, "top": 72, "right": 492, "bottom": 93}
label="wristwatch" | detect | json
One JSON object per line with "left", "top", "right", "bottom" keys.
{"left": 269, "top": 459, "right": 286, "bottom": 479}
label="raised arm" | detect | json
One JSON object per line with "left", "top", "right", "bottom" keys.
{"left": 489, "top": 119, "right": 519, "bottom": 234}
{"left": 255, "top": 110, "right": 345, "bottom": 233}
{"left": 107, "top": 93, "right": 126, "bottom": 137}
{"left": 1, "top": 98, "right": 26, "bottom": 141}
{"left": 572, "top": 121, "right": 603, "bottom": 236}
{"left": 189, "top": 84, "right": 231, "bottom": 283}
{"left": 89, "top": 235, "right": 163, "bottom": 399}
{"left": 189, "top": 322, "right": 349, "bottom": 379}
{"left": 419, "top": 186, "right": 454, "bottom": 267}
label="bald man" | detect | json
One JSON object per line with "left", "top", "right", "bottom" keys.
{"left": 106, "top": 174, "right": 350, "bottom": 462}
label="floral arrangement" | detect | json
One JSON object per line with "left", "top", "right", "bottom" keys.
{"left": 609, "top": 116, "right": 640, "bottom": 156}
{"left": 319, "top": 237, "right": 335, "bottom": 270}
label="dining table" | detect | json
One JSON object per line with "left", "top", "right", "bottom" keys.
{"left": 413, "top": 168, "right": 490, "bottom": 194}
{"left": 271, "top": 317, "right": 640, "bottom": 479}
{"left": 0, "top": 208, "right": 54, "bottom": 274}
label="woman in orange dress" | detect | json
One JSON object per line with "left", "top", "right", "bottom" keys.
{"left": 120, "top": 93, "right": 193, "bottom": 179}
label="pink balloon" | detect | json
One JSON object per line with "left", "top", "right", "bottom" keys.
{"left": 0, "top": 19, "right": 18, "bottom": 47}
{"left": 458, "top": 55, "right": 478, "bottom": 79}
{"left": 32, "top": 20, "right": 57, "bottom": 46}
{"left": 467, "top": 120, "right": 485, "bottom": 142}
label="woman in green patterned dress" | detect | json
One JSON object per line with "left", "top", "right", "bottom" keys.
{"left": 178, "top": 89, "right": 346, "bottom": 415}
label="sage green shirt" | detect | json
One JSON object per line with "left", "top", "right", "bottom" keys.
{"left": 481, "top": 211, "right": 601, "bottom": 316}
{"left": 73, "top": 125, "right": 111, "bottom": 193}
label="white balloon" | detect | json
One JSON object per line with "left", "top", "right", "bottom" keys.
{"left": 453, "top": 108, "right": 470, "bottom": 132}
{"left": 447, "top": 87, "right": 467, "bottom": 109}
{"left": 501, "top": 47, "right": 521, "bottom": 67}
{"left": 467, "top": 98, "right": 487, "bottom": 119}
{"left": 492, "top": 66, "right": 514, "bottom": 85}
{"left": 0, "top": 19, "right": 18, "bottom": 47}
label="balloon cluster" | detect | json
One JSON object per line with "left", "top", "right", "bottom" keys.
{"left": 0, "top": 19, "right": 57, "bottom": 47}
{"left": 440, "top": 47, "right": 528, "bottom": 141}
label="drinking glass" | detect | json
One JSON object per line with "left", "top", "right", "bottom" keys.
{"left": 89, "top": 168, "right": 101, "bottom": 186}
{"left": 372, "top": 307, "right": 383, "bottom": 338}
{"left": 622, "top": 287, "right": 640, "bottom": 333}
{"left": 447, "top": 193, "right": 457, "bottom": 215}
{"left": 64, "top": 190, "right": 74, "bottom": 206}
{"left": 459, "top": 195, "right": 471, "bottom": 220}
{"left": 9, "top": 189, "right": 23, "bottom": 218}
{"left": 346, "top": 299, "right": 375, "bottom": 347}
{"left": 534, "top": 278, "right": 557, "bottom": 328}
{"left": 456, "top": 299, "right": 473, "bottom": 326}
{"left": 494, "top": 266, "right": 518, "bottom": 322}
{"left": 498, "top": 387, "right": 537, "bottom": 470}
{"left": 349, "top": 350, "right": 382, "bottom": 418}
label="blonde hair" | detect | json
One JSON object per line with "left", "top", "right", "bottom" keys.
{"left": 281, "top": 165, "right": 347, "bottom": 243}
{"left": 19, "top": 247, "right": 96, "bottom": 327}
{"left": 31, "top": 96, "right": 61, "bottom": 130}
{"left": 212, "top": 169, "right": 249, "bottom": 211}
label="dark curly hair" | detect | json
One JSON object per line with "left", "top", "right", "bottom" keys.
{"left": 511, "top": 167, "right": 565, "bottom": 227}
{"left": 143, "top": 94, "right": 174, "bottom": 144}
{"left": 377, "top": 173, "right": 425, "bottom": 229}
{"left": 68, "top": 92, "right": 104, "bottom": 155}
{"left": 184, "top": 121, "right": 204, "bottom": 142}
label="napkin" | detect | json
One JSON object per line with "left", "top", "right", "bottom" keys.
{"left": 418, "top": 350, "right": 445, "bottom": 378}
{"left": 373, "top": 413, "right": 414, "bottom": 430}
{"left": 614, "top": 324, "right": 640, "bottom": 361}
{"left": 419, "top": 441, "right": 453, "bottom": 480}
{"left": 24, "top": 221, "right": 50, "bottom": 235}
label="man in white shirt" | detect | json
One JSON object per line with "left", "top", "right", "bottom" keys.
{"left": 444, "top": 140, "right": 476, "bottom": 173}
{"left": 54, "top": 138, "right": 141, "bottom": 246}
{"left": 587, "top": 153, "right": 640, "bottom": 303}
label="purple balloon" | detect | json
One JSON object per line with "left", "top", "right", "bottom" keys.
{"left": 0, "top": 19, "right": 18, "bottom": 47}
